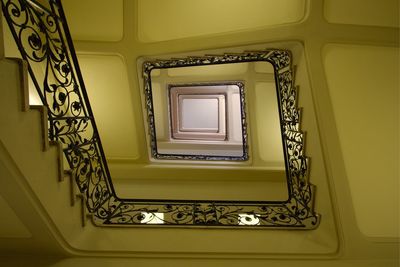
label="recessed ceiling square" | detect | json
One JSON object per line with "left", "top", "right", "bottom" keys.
{"left": 170, "top": 86, "right": 228, "bottom": 141}
{"left": 149, "top": 80, "right": 248, "bottom": 160}
{"left": 180, "top": 97, "right": 220, "bottom": 133}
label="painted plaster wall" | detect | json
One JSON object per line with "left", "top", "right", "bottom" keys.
{"left": 0, "top": 0, "right": 398, "bottom": 265}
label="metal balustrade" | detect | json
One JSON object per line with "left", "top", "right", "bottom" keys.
{"left": 1, "top": 0, "right": 319, "bottom": 228}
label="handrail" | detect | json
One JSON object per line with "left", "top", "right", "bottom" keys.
{"left": 1, "top": 0, "right": 319, "bottom": 228}
{"left": 1, "top": 0, "right": 116, "bottom": 213}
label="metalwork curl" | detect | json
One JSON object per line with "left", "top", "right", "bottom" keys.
{"left": 2, "top": 0, "right": 320, "bottom": 228}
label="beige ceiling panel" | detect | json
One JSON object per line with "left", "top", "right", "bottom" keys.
{"left": 138, "top": 0, "right": 306, "bottom": 42}
{"left": 323, "top": 44, "right": 399, "bottom": 238}
{"left": 324, "top": 0, "right": 399, "bottom": 28}
{"left": 78, "top": 54, "right": 139, "bottom": 160}
{"left": 62, "top": 0, "right": 123, "bottom": 41}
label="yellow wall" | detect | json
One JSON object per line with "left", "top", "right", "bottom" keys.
{"left": 323, "top": 44, "right": 399, "bottom": 238}
{"left": 0, "top": 0, "right": 399, "bottom": 265}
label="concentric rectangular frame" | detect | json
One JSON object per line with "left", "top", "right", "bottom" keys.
{"left": 177, "top": 94, "right": 225, "bottom": 134}
{"left": 92, "top": 49, "right": 322, "bottom": 229}
{"left": 169, "top": 84, "right": 229, "bottom": 141}
{"left": 152, "top": 80, "right": 248, "bottom": 160}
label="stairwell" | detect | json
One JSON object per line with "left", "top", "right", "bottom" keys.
{"left": 0, "top": 0, "right": 398, "bottom": 265}
{"left": 0, "top": 55, "right": 88, "bottom": 255}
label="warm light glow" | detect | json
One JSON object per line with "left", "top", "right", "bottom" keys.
{"left": 78, "top": 55, "right": 140, "bottom": 160}
{"left": 140, "top": 212, "right": 164, "bottom": 224}
{"left": 254, "top": 82, "right": 285, "bottom": 168}
{"left": 180, "top": 98, "right": 220, "bottom": 131}
{"left": 238, "top": 214, "right": 260, "bottom": 225}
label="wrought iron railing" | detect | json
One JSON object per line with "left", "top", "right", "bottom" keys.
{"left": 1, "top": 0, "right": 114, "bottom": 215}
{"left": 1, "top": 0, "right": 319, "bottom": 228}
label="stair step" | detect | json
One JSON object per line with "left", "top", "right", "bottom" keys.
{"left": 30, "top": 105, "right": 49, "bottom": 151}
{"left": 0, "top": 57, "right": 86, "bottom": 237}
{"left": 49, "top": 141, "right": 65, "bottom": 182}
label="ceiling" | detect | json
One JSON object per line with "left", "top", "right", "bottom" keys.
{"left": 61, "top": 0, "right": 399, "bottom": 238}
{"left": 0, "top": 0, "right": 398, "bottom": 263}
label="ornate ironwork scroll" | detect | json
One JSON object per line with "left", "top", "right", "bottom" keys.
{"left": 139, "top": 51, "right": 319, "bottom": 228}
{"left": 2, "top": 0, "right": 320, "bottom": 228}
{"left": 1, "top": 0, "right": 114, "bottom": 213}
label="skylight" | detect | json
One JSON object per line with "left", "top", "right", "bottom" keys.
{"left": 156, "top": 81, "right": 245, "bottom": 159}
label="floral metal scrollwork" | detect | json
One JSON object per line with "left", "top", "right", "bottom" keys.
{"left": 2, "top": 0, "right": 320, "bottom": 228}
{"left": 1, "top": 0, "right": 113, "bottom": 213}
